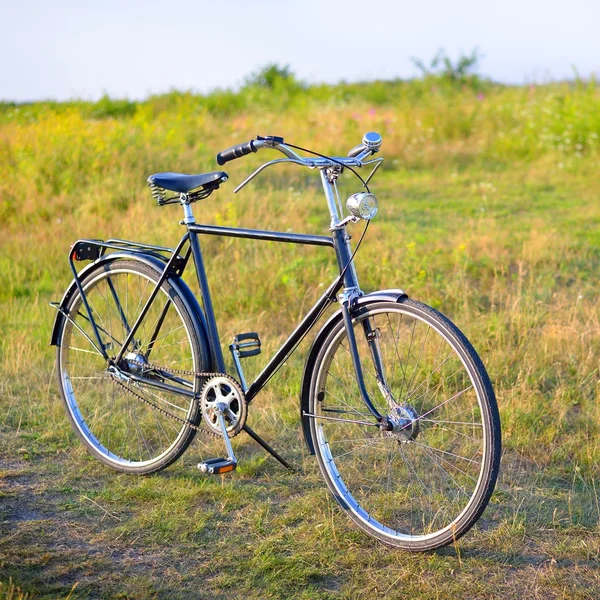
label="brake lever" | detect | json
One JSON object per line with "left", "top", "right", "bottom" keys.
{"left": 256, "top": 135, "right": 285, "bottom": 144}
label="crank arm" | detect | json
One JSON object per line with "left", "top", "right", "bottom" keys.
{"left": 198, "top": 402, "right": 238, "bottom": 475}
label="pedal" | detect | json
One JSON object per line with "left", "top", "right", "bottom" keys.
{"left": 230, "top": 333, "right": 261, "bottom": 392}
{"left": 197, "top": 457, "right": 237, "bottom": 475}
{"left": 232, "top": 332, "right": 261, "bottom": 357}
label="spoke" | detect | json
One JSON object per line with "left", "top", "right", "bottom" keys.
{"left": 133, "top": 384, "right": 190, "bottom": 414}
{"left": 397, "top": 443, "right": 433, "bottom": 500}
{"left": 421, "top": 418, "right": 483, "bottom": 427}
{"left": 74, "top": 308, "right": 123, "bottom": 350}
{"left": 421, "top": 422, "right": 482, "bottom": 443}
{"left": 402, "top": 319, "right": 417, "bottom": 396}
{"left": 389, "top": 313, "right": 404, "bottom": 394}
{"left": 306, "top": 412, "right": 379, "bottom": 427}
{"left": 328, "top": 437, "right": 385, "bottom": 444}
{"left": 146, "top": 324, "right": 186, "bottom": 346}
{"left": 413, "top": 441, "right": 480, "bottom": 487}
{"left": 148, "top": 308, "right": 179, "bottom": 353}
{"left": 86, "top": 295, "right": 112, "bottom": 347}
{"left": 325, "top": 370, "right": 363, "bottom": 403}
{"left": 323, "top": 388, "right": 366, "bottom": 418}
{"left": 132, "top": 277, "right": 151, "bottom": 334}
{"left": 339, "top": 342, "right": 379, "bottom": 383}
{"left": 322, "top": 406, "right": 373, "bottom": 419}
{"left": 405, "top": 325, "right": 430, "bottom": 396}
{"left": 403, "top": 351, "right": 456, "bottom": 402}
{"left": 363, "top": 445, "right": 398, "bottom": 496}
{"left": 107, "top": 380, "right": 116, "bottom": 455}
{"left": 146, "top": 339, "right": 189, "bottom": 352}
{"left": 414, "top": 436, "right": 472, "bottom": 499}
{"left": 410, "top": 439, "right": 480, "bottom": 466}
{"left": 408, "top": 366, "right": 465, "bottom": 406}
{"left": 67, "top": 346, "right": 105, "bottom": 356}
{"left": 131, "top": 396, "right": 154, "bottom": 460}
{"left": 328, "top": 436, "right": 384, "bottom": 461}
{"left": 403, "top": 385, "right": 474, "bottom": 430}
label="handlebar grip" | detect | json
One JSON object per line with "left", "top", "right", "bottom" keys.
{"left": 347, "top": 144, "right": 366, "bottom": 158}
{"left": 216, "top": 140, "right": 257, "bottom": 165}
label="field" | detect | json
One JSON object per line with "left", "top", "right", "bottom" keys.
{"left": 1, "top": 72, "right": 599, "bottom": 598}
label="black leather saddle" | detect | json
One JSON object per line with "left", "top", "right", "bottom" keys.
{"left": 147, "top": 171, "right": 228, "bottom": 193}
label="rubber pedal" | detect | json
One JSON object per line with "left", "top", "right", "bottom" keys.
{"left": 197, "top": 458, "right": 237, "bottom": 475}
{"left": 233, "top": 332, "right": 261, "bottom": 357}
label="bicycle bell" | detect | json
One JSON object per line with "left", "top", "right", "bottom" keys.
{"left": 362, "top": 131, "right": 382, "bottom": 152}
{"left": 346, "top": 192, "right": 378, "bottom": 220}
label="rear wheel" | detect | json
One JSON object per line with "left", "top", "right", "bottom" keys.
{"left": 56, "top": 259, "right": 206, "bottom": 474}
{"left": 308, "top": 298, "right": 501, "bottom": 550}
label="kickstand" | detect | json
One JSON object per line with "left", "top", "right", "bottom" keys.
{"left": 242, "top": 424, "right": 295, "bottom": 471}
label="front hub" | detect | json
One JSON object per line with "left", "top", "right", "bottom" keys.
{"left": 384, "top": 404, "right": 420, "bottom": 442}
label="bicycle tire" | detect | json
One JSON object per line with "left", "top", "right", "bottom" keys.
{"left": 308, "top": 298, "right": 501, "bottom": 550}
{"left": 56, "top": 259, "right": 205, "bottom": 474}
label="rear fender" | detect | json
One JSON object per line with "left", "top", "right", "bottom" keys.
{"left": 300, "top": 289, "right": 407, "bottom": 454}
{"left": 50, "top": 252, "right": 213, "bottom": 371}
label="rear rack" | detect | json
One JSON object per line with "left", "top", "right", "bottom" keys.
{"left": 68, "top": 238, "right": 188, "bottom": 303}
{"left": 70, "top": 238, "right": 181, "bottom": 263}
{"left": 51, "top": 235, "right": 192, "bottom": 357}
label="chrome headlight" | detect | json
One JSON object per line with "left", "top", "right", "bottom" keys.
{"left": 346, "top": 192, "right": 378, "bottom": 220}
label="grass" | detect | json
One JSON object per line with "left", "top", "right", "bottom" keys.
{"left": 1, "top": 74, "right": 599, "bottom": 598}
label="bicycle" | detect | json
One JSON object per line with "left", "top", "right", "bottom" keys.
{"left": 50, "top": 132, "right": 501, "bottom": 551}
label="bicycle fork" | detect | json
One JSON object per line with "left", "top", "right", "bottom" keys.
{"left": 339, "top": 300, "right": 396, "bottom": 431}
{"left": 322, "top": 169, "right": 393, "bottom": 430}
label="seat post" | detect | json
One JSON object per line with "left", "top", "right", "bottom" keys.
{"left": 180, "top": 193, "right": 195, "bottom": 224}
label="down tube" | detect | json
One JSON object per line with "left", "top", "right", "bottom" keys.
{"left": 244, "top": 278, "right": 341, "bottom": 403}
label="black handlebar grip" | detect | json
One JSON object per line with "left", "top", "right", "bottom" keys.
{"left": 216, "top": 140, "right": 257, "bottom": 165}
{"left": 347, "top": 143, "right": 366, "bottom": 158}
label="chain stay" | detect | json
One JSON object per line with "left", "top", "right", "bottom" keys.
{"left": 115, "top": 358, "right": 243, "bottom": 440}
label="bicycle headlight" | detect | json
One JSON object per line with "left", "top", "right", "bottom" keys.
{"left": 346, "top": 192, "right": 378, "bottom": 220}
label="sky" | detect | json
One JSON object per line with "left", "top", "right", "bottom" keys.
{"left": 2, "top": 0, "right": 599, "bottom": 102}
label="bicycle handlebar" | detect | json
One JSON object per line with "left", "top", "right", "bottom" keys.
{"left": 217, "top": 133, "right": 384, "bottom": 194}
{"left": 216, "top": 133, "right": 382, "bottom": 169}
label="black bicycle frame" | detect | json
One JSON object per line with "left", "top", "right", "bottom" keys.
{"left": 72, "top": 220, "right": 384, "bottom": 423}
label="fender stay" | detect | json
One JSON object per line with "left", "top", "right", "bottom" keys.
{"left": 50, "top": 251, "right": 213, "bottom": 371}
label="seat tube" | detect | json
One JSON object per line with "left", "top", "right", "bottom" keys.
{"left": 188, "top": 230, "right": 226, "bottom": 373}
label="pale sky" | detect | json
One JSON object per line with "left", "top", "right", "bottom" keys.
{"left": 2, "top": 0, "right": 599, "bottom": 102}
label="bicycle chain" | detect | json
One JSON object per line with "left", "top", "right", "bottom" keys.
{"left": 112, "top": 359, "right": 243, "bottom": 440}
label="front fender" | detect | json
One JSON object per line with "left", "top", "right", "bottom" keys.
{"left": 50, "top": 251, "right": 213, "bottom": 371}
{"left": 300, "top": 289, "right": 407, "bottom": 454}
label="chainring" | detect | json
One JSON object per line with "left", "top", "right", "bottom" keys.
{"left": 200, "top": 375, "right": 247, "bottom": 437}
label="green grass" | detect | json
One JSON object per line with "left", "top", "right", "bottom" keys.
{"left": 1, "top": 76, "right": 600, "bottom": 598}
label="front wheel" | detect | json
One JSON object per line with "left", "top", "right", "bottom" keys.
{"left": 308, "top": 298, "right": 501, "bottom": 550}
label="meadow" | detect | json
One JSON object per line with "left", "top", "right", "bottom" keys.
{"left": 1, "top": 68, "right": 599, "bottom": 598}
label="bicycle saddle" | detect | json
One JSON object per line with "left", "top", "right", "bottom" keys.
{"left": 147, "top": 171, "right": 228, "bottom": 193}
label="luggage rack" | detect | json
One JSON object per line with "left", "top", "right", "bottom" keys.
{"left": 68, "top": 237, "right": 189, "bottom": 277}
{"left": 70, "top": 238, "right": 182, "bottom": 263}
{"left": 62, "top": 236, "right": 190, "bottom": 324}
